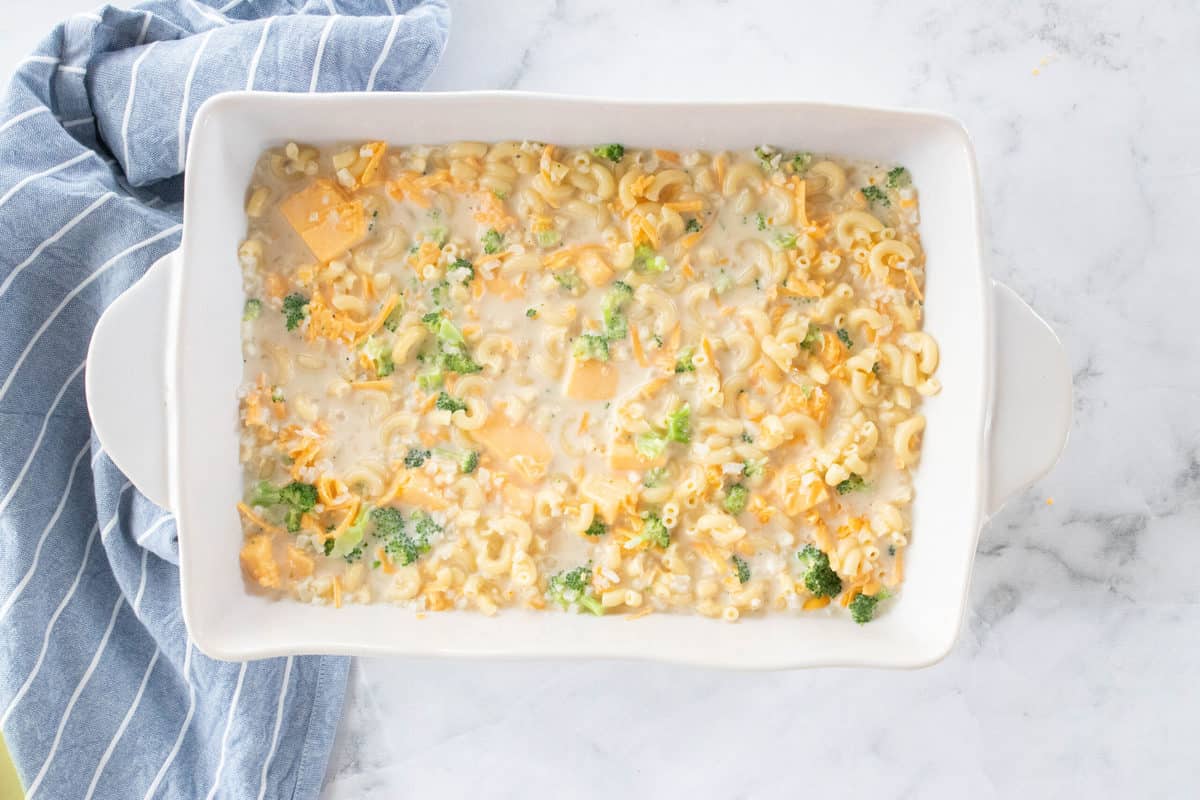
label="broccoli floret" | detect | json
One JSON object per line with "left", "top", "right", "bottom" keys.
{"left": 732, "top": 554, "right": 750, "bottom": 584}
{"left": 573, "top": 334, "right": 610, "bottom": 362}
{"left": 384, "top": 533, "right": 420, "bottom": 566}
{"left": 603, "top": 313, "right": 627, "bottom": 341}
{"left": 553, "top": 270, "right": 581, "bottom": 291}
{"left": 837, "top": 328, "right": 853, "bottom": 349}
{"left": 754, "top": 145, "right": 779, "bottom": 171}
{"left": 421, "top": 311, "right": 442, "bottom": 331}
{"left": 861, "top": 185, "right": 889, "bottom": 206}
{"left": 248, "top": 480, "right": 283, "bottom": 508}
{"left": 742, "top": 458, "right": 767, "bottom": 479}
{"left": 243, "top": 298, "right": 262, "bottom": 321}
{"left": 773, "top": 231, "right": 799, "bottom": 250}
{"left": 684, "top": 217, "right": 702, "bottom": 233}
{"left": 482, "top": 228, "right": 503, "bottom": 254}
{"left": 604, "top": 281, "right": 633, "bottom": 309}
{"left": 270, "top": 386, "right": 285, "bottom": 403}
{"left": 435, "top": 391, "right": 468, "bottom": 413}
{"left": 665, "top": 404, "right": 691, "bottom": 444}
{"left": 835, "top": 472, "right": 866, "bottom": 495}
{"left": 411, "top": 509, "right": 442, "bottom": 543}
{"left": 416, "top": 368, "right": 444, "bottom": 391}
{"left": 282, "top": 293, "right": 309, "bottom": 331}
{"left": 435, "top": 317, "right": 465, "bottom": 347}
{"left": 674, "top": 347, "right": 696, "bottom": 373}
{"left": 636, "top": 513, "right": 670, "bottom": 548}
{"left": 437, "top": 350, "right": 483, "bottom": 374}
{"left": 635, "top": 431, "right": 667, "bottom": 460}
{"left": 526, "top": 308, "right": 538, "bottom": 318}
{"left": 362, "top": 336, "right": 394, "bottom": 377}
{"left": 547, "top": 563, "right": 604, "bottom": 615}
{"left": 591, "top": 143, "right": 625, "bottom": 163}
{"left": 431, "top": 319, "right": 482, "bottom": 374}
{"left": 433, "top": 445, "right": 480, "bottom": 474}
{"left": 250, "top": 480, "right": 318, "bottom": 532}
{"left": 790, "top": 152, "right": 814, "bottom": 173}
{"left": 282, "top": 503, "right": 309, "bottom": 534}
{"left": 601, "top": 281, "right": 634, "bottom": 340}
{"left": 722, "top": 484, "right": 749, "bottom": 515}
{"left": 430, "top": 280, "right": 451, "bottom": 307}
{"left": 380, "top": 509, "right": 442, "bottom": 566}
{"left": 371, "top": 507, "right": 409, "bottom": 562}
{"left": 537, "top": 229, "right": 561, "bottom": 248}
{"left": 330, "top": 505, "right": 371, "bottom": 560}
{"left": 278, "top": 482, "right": 317, "bottom": 511}
{"left": 849, "top": 590, "right": 891, "bottom": 624}
{"left": 404, "top": 448, "right": 431, "bottom": 468}
{"left": 800, "top": 324, "right": 822, "bottom": 351}
{"left": 798, "top": 544, "right": 843, "bottom": 598}
{"left": 584, "top": 519, "right": 607, "bottom": 537}
{"left": 755, "top": 212, "right": 767, "bottom": 231}
{"left": 382, "top": 303, "right": 404, "bottom": 332}
{"left": 633, "top": 244, "right": 668, "bottom": 273}
{"left": 642, "top": 467, "right": 668, "bottom": 488}
{"left": 885, "top": 166, "right": 911, "bottom": 189}
{"left": 449, "top": 257, "right": 475, "bottom": 284}
{"left": 370, "top": 506, "right": 405, "bottom": 538}
{"left": 376, "top": 508, "right": 441, "bottom": 566}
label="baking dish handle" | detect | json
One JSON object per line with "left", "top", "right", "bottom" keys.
{"left": 85, "top": 249, "right": 178, "bottom": 510}
{"left": 986, "top": 281, "right": 1072, "bottom": 517}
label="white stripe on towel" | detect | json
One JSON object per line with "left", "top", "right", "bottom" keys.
{"left": 309, "top": 16, "right": 338, "bottom": 93}
{"left": 0, "top": 151, "right": 94, "bottom": 211}
{"left": 0, "top": 360, "right": 86, "bottom": 516}
{"left": 25, "top": 593, "right": 126, "bottom": 799}
{"left": 0, "top": 439, "right": 94, "bottom": 624}
{"left": 367, "top": 16, "right": 402, "bottom": 91}
{"left": 0, "top": 224, "right": 181, "bottom": 404}
{"left": 0, "top": 193, "right": 115, "bottom": 301}
{"left": 120, "top": 41, "right": 159, "bottom": 170}
{"left": 256, "top": 656, "right": 295, "bottom": 800}
{"left": 177, "top": 30, "right": 214, "bottom": 171}
{"left": 83, "top": 648, "right": 162, "bottom": 800}
{"left": 203, "top": 661, "right": 249, "bottom": 800}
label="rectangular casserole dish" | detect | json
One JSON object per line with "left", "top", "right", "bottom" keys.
{"left": 85, "top": 92, "right": 1071, "bottom": 669}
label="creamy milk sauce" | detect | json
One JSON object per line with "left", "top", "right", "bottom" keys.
{"left": 235, "top": 140, "right": 938, "bottom": 623}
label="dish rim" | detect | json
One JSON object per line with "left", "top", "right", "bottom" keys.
{"left": 167, "top": 91, "right": 993, "bottom": 669}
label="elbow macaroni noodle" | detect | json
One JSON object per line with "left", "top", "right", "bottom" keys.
{"left": 236, "top": 139, "right": 938, "bottom": 624}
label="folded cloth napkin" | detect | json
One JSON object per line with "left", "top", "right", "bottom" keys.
{"left": 0, "top": 2, "right": 448, "bottom": 797}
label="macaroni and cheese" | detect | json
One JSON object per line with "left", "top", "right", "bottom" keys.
{"left": 236, "top": 139, "right": 939, "bottom": 624}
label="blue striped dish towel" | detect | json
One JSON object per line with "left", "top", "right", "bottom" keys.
{"left": 0, "top": 1, "right": 448, "bottom": 798}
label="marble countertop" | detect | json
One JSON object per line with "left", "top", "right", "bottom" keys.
{"left": 4, "top": 1, "right": 1195, "bottom": 797}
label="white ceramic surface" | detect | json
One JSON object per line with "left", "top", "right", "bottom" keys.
{"left": 85, "top": 91, "right": 1070, "bottom": 670}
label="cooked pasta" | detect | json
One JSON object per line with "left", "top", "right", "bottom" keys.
{"left": 236, "top": 139, "right": 937, "bottom": 624}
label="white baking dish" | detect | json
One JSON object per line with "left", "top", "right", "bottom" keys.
{"left": 85, "top": 92, "right": 1070, "bottom": 669}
